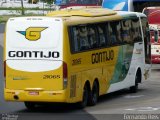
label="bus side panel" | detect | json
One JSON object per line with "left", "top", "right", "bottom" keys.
{"left": 67, "top": 46, "right": 120, "bottom": 102}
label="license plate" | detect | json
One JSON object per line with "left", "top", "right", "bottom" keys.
{"left": 29, "top": 91, "right": 39, "bottom": 95}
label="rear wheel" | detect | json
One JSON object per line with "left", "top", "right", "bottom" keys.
{"left": 24, "top": 102, "right": 36, "bottom": 110}
{"left": 88, "top": 81, "right": 99, "bottom": 106}
{"left": 77, "top": 84, "right": 89, "bottom": 108}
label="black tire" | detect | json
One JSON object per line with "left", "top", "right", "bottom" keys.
{"left": 130, "top": 72, "right": 139, "bottom": 93}
{"left": 77, "top": 84, "right": 89, "bottom": 109}
{"left": 88, "top": 82, "right": 99, "bottom": 106}
{"left": 24, "top": 102, "right": 36, "bottom": 110}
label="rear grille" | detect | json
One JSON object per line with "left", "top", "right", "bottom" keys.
{"left": 70, "top": 75, "right": 77, "bottom": 98}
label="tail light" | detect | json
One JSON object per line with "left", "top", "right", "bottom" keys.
{"left": 4, "top": 60, "right": 6, "bottom": 78}
{"left": 4, "top": 60, "right": 6, "bottom": 88}
{"left": 63, "top": 61, "right": 68, "bottom": 89}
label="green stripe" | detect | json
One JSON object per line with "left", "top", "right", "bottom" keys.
{"left": 110, "top": 44, "right": 134, "bottom": 84}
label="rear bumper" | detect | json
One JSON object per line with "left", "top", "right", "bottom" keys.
{"left": 4, "top": 89, "right": 67, "bottom": 103}
{"left": 151, "top": 55, "right": 160, "bottom": 64}
{"left": 152, "top": 60, "right": 160, "bottom": 64}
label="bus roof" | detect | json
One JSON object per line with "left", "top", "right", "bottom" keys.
{"left": 46, "top": 8, "right": 143, "bottom": 25}
{"left": 47, "top": 8, "right": 117, "bottom": 17}
{"left": 117, "top": 11, "right": 146, "bottom": 18}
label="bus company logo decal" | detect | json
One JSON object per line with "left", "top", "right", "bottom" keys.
{"left": 91, "top": 50, "right": 114, "bottom": 64}
{"left": 17, "top": 27, "right": 47, "bottom": 41}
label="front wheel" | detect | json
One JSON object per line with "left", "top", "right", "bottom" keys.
{"left": 130, "top": 72, "right": 140, "bottom": 93}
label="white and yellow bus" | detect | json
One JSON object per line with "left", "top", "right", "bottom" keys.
{"left": 4, "top": 8, "right": 151, "bottom": 109}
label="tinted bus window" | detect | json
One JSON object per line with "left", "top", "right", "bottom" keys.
{"left": 87, "top": 25, "right": 98, "bottom": 49}
{"left": 70, "top": 25, "right": 97, "bottom": 52}
{"left": 96, "top": 23, "right": 107, "bottom": 47}
{"left": 121, "top": 20, "right": 132, "bottom": 44}
{"left": 131, "top": 18, "right": 142, "bottom": 42}
{"left": 108, "top": 21, "right": 122, "bottom": 45}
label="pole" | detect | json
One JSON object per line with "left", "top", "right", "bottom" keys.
{"left": 20, "top": 0, "right": 25, "bottom": 15}
{"left": 43, "top": 1, "right": 44, "bottom": 15}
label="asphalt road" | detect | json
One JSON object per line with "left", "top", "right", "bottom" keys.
{"left": 0, "top": 24, "right": 160, "bottom": 120}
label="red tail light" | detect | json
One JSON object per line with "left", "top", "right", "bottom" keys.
{"left": 63, "top": 61, "right": 68, "bottom": 89}
{"left": 63, "top": 61, "right": 68, "bottom": 79}
{"left": 4, "top": 60, "right": 6, "bottom": 77}
{"left": 4, "top": 60, "right": 6, "bottom": 88}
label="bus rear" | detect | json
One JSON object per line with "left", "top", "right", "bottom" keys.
{"left": 4, "top": 17, "right": 68, "bottom": 104}
{"left": 143, "top": 7, "right": 160, "bottom": 63}
{"left": 149, "top": 26, "right": 160, "bottom": 64}
{"left": 151, "top": 42, "right": 160, "bottom": 64}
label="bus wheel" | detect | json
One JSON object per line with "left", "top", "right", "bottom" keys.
{"left": 24, "top": 102, "right": 36, "bottom": 110}
{"left": 77, "top": 84, "right": 89, "bottom": 109}
{"left": 88, "top": 81, "right": 99, "bottom": 106}
{"left": 130, "top": 72, "right": 140, "bottom": 93}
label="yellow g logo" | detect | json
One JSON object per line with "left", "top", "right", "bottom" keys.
{"left": 17, "top": 27, "right": 47, "bottom": 41}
